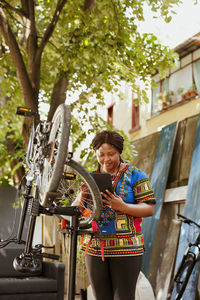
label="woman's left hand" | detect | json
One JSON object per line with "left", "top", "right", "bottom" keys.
{"left": 101, "top": 189, "right": 125, "bottom": 211}
{"left": 102, "top": 190, "right": 155, "bottom": 217}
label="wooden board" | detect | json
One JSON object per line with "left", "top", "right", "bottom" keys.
{"left": 170, "top": 114, "right": 200, "bottom": 300}
{"left": 141, "top": 121, "right": 178, "bottom": 276}
{"left": 164, "top": 186, "right": 187, "bottom": 203}
{"left": 148, "top": 202, "right": 184, "bottom": 295}
{"left": 155, "top": 219, "right": 181, "bottom": 300}
{"left": 133, "top": 131, "right": 160, "bottom": 177}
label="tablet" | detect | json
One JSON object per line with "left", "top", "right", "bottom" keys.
{"left": 91, "top": 173, "right": 114, "bottom": 194}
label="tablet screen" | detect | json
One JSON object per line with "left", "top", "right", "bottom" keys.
{"left": 91, "top": 173, "right": 114, "bottom": 194}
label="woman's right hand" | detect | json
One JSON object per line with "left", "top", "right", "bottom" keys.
{"left": 80, "top": 181, "right": 89, "bottom": 198}
{"left": 72, "top": 181, "right": 89, "bottom": 210}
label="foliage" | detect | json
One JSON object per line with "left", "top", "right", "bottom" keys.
{"left": 0, "top": 96, "right": 25, "bottom": 185}
{"left": 0, "top": 0, "right": 185, "bottom": 183}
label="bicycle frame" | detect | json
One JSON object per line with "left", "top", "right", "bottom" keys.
{"left": 16, "top": 110, "right": 35, "bottom": 242}
{"left": 13, "top": 117, "right": 82, "bottom": 299}
{"left": 16, "top": 111, "right": 46, "bottom": 248}
{"left": 13, "top": 107, "right": 86, "bottom": 300}
{"left": 1, "top": 105, "right": 102, "bottom": 300}
{"left": 170, "top": 214, "right": 200, "bottom": 300}
{"left": 187, "top": 241, "right": 200, "bottom": 260}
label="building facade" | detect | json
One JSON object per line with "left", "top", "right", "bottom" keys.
{"left": 105, "top": 32, "right": 200, "bottom": 143}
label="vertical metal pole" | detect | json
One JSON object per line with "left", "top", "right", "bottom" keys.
{"left": 25, "top": 216, "right": 37, "bottom": 253}
{"left": 24, "top": 185, "right": 40, "bottom": 253}
{"left": 68, "top": 214, "right": 79, "bottom": 300}
{"left": 17, "top": 185, "right": 31, "bottom": 243}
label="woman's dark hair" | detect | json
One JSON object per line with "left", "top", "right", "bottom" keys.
{"left": 92, "top": 130, "right": 124, "bottom": 154}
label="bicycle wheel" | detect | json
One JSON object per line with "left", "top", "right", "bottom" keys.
{"left": 171, "top": 254, "right": 196, "bottom": 300}
{"left": 40, "top": 104, "right": 71, "bottom": 207}
{"left": 56, "top": 159, "right": 102, "bottom": 228}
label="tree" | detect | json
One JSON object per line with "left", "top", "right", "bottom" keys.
{"left": 0, "top": 0, "right": 180, "bottom": 184}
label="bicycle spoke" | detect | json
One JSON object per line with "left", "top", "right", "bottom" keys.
{"left": 56, "top": 159, "right": 102, "bottom": 228}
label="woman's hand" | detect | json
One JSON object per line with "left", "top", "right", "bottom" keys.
{"left": 80, "top": 182, "right": 89, "bottom": 198}
{"left": 101, "top": 189, "right": 155, "bottom": 217}
{"left": 72, "top": 181, "right": 89, "bottom": 210}
{"left": 101, "top": 189, "right": 125, "bottom": 211}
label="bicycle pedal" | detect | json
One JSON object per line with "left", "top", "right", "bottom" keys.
{"left": 66, "top": 152, "right": 73, "bottom": 160}
{"left": 63, "top": 172, "right": 76, "bottom": 180}
{"left": 16, "top": 106, "right": 35, "bottom": 117}
{"left": 42, "top": 245, "right": 55, "bottom": 249}
{"left": 45, "top": 191, "right": 58, "bottom": 204}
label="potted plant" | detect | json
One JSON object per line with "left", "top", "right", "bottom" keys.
{"left": 181, "top": 84, "right": 198, "bottom": 100}
{"left": 177, "top": 87, "right": 184, "bottom": 95}
{"left": 166, "top": 90, "right": 174, "bottom": 104}
{"left": 158, "top": 92, "right": 168, "bottom": 109}
{"left": 177, "top": 87, "right": 185, "bottom": 100}
{"left": 188, "top": 83, "right": 198, "bottom": 98}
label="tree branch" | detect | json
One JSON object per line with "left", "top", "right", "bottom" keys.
{"left": 0, "top": 7, "right": 36, "bottom": 110}
{"left": 47, "top": 76, "right": 69, "bottom": 121}
{"left": 38, "top": 0, "right": 68, "bottom": 56}
{"left": 0, "top": 0, "right": 27, "bottom": 18}
{"left": 110, "top": 0, "right": 120, "bottom": 33}
{"left": 25, "top": 0, "right": 40, "bottom": 93}
{"left": 26, "top": 0, "right": 37, "bottom": 61}
{"left": 83, "top": 0, "right": 96, "bottom": 11}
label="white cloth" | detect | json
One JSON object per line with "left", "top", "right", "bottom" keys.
{"left": 135, "top": 272, "right": 155, "bottom": 300}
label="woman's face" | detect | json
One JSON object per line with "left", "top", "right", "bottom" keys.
{"left": 96, "top": 143, "right": 120, "bottom": 174}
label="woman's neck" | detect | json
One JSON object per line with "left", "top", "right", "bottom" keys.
{"left": 101, "top": 162, "right": 122, "bottom": 177}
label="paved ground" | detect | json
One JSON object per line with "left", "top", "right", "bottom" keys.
{"left": 64, "top": 285, "right": 94, "bottom": 299}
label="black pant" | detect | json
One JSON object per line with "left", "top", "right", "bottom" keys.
{"left": 85, "top": 254, "right": 142, "bottom": 300}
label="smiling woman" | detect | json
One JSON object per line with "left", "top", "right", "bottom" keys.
{"left": 75, "top": 130, "right": 156, "bottom": 300}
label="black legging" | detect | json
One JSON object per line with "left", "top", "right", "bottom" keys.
{"left": 85, "top": 254, "right": 142, "bottom": 300}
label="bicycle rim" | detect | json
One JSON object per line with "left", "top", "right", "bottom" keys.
{"left": 40, "top": 104, "right": 71, "bottom": 207}
{"left": 173, "top": 255, "right": 195, "bottom": 300}
{"left": 56, "top": 159, "right": 102, "bottom": 228}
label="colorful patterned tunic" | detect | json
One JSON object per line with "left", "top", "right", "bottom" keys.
{"left": 81, "top": 164, "right": 156, "bottom": 258}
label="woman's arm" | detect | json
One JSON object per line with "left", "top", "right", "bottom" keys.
{"left": 120, "top": 201, "right": 155, "bottom": 217}
{"left": 102, "top": 190, "right": 155, "bottom": 217}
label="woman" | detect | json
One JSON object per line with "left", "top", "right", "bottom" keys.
{"left": 77, "top": 130, "right": 155, "bottom": 300}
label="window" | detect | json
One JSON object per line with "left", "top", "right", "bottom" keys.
{"left": 151, "top": 56, "right": 200, "bottom": 115}
{"left": 194, "top": 60, "right": 200, "bottom": 92}
{"left": 130, "top": 93, "right": 140, "bottom": 132}
{"left": 107, "top": 103, "right": 114, "bottom": 124}
{"left": 169, "top": 64, "right": 192, "bottom": 99}
{"left": 152, "top": 85, "right": 160, "bottom": 114}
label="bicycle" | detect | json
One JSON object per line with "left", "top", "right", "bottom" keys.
{"left": 169, "top": 213, "right": 200, "bottom": 300}
{"left": 0, "top": 104, "right": 102, "bottom": 300}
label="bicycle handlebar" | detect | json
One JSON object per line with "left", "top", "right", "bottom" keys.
{"left": 177, "top": 213, "right": 200, "bottom": 229}
{"left": 47, "top": 205, "right": 81, "bottom": 216}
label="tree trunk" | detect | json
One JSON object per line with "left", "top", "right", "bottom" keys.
{"left": 47, "top": 77, "right": 69, "bottom": 121}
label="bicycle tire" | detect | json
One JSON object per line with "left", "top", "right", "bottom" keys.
{"left": 172, "top": 254, "right": 196, "bottom": 300}
{"left": 40, "top": 104, "right": 71, "bottom": 207}
{"left": 56, "top": 159, "right": 102, "bottom": 228}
